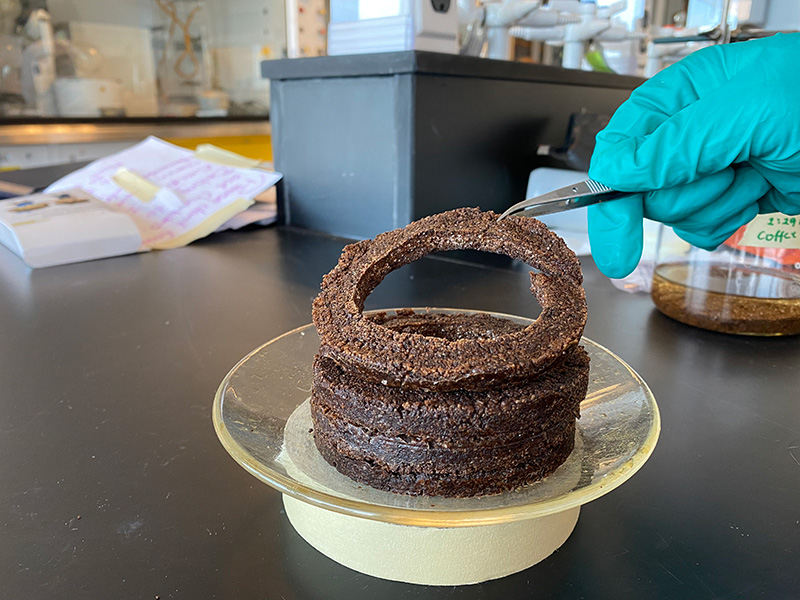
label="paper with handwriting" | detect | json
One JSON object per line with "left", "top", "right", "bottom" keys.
{"left": 46, "top": 137, "right": 282, "bottom": 249}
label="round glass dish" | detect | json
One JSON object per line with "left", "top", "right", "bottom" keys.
{"left": 652, "top": 224, "right": 800, "bottom": 335}
{"left": 213, "top": 308, "right": 660, "bottom": 527}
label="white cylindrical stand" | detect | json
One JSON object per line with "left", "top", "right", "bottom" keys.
{"left": 283, "top": 494, "right": 580, "bottom": 586}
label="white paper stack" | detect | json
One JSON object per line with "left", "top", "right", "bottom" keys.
{"left": 0, "top": 189, "right": 142, "bottom": 268}
{"left": 0, "top": 138, "right": 282, "bottom": 268}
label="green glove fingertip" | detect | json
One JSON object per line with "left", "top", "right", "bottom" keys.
{"left": 588, "top": 195, "right": 645, "bottom": 279}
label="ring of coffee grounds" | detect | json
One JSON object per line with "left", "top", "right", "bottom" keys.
{"left": 312, "top": 404, "right": 575, "bottom": 476}
{"left": 314, "top": 417, "right": 576, "bottom": 497}
{"left": 312, "top": 345, "right": 588, "bottom": 444}
{"left": 312, "top": 208, "right": 587, "bottom": 391}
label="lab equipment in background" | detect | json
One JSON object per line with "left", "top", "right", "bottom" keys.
{"left": 152, "top": 0, "right": 211, "bottom": 116}
{"left": 68, "top": 21, "right": 159, "bottom": 116}
{"left": 459, "top": 0, "right": 585, "bottom": 59}
{"left": 22, "top": 16, "right": 113, "bottom": 118}
{"left": 644, "top": 22, "right": 777, "bottom": 77}
{"left": 21, "top": 23, "right": 122, "bottom": 118}
{"left": 466, "top": 0, "right": 543, "bottom": 60}
{"left": 327, "top": 0, "right": 458, "bottom": 55}
{"left": 53, "top": 77, "right": 124, "bottom": 117}
{"left": 205, "top": 0, "right": 285, "bottom": 115}
{"left": 458, "top": 1, "right": 585, "bottom": 59}
{"left": 457, "top": 0, "right": 487, "bottom": 55}
{"left": 21, "top": 30, "right": 119, "bottom": 118}
{"left": 195, "top": 88, "right": 229, "bottom": 117}
{"left": 645, "top": 0, "right": 741, "bottom": 79}
{"left": 508, "top": 0, "right": 644, "bottom": 70}
{"left": 211, "top": 46, "right": 269, "bottom": 116}
{"left": 19, "top": 8, "right": 56, "bottom": 115}
{"left": 651, "top": 219, "right": 800, "bottom": 335}
{"left": 0, "top": 0, "right": 18, "bottom": 34}
{"left": 685, "top": 0, "right": 776, "bottom": 39}
{"left": 0, "top": 0, "right": 20, "bottom": 110}
{"left": 646, "top": 0, "right": 799, "bottom": 76}
{"left": 644, "top": 25, "right": 714, "bottom": 77}
{"left": 0, "top": 34, "right": 24, "bottom": 115}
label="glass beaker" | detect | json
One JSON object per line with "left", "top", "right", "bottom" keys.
{"left": 152, "top": 0, "right": 211, "bottom": 115}
{"left": 0, "top": 34, "right": 24, "bottom": 115}
{"left": 651, "top": 215, "right": 800, "bottom": 336}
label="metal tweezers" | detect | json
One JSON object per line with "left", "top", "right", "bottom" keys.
{"left": 497, "top": 178, "right": 628, "bottom": 221}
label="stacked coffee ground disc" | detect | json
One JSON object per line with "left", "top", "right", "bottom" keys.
{"left": 311, "top": 208, "right": 589, "bottom": 498}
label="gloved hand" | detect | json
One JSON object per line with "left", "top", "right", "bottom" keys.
{"left": 587, "top": 33, "right": 800, "bottom": 279}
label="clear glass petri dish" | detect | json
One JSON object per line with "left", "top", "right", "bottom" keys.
{"left": 652, "top": 222, "right": 800, "bottom": 335}
{"left": 213, "top": 308, "right": 660, "bottom": 527}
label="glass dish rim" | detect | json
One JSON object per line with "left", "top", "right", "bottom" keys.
{"left": 213, "top": 308, "right": 661, "bottom": 527}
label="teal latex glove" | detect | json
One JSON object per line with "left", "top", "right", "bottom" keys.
{"left": 587, "top": 33, "right": 800, "bottom": 279}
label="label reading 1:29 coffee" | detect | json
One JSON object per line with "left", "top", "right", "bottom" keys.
{"left": 724, "top": 213, "right": 800, "bottom": 267}
{"left": 738, "top": 214, "right": 800, "bottom": 249}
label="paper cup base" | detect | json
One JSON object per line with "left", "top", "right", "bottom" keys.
{"left": 283, "top": 495, "right": 580, "bottom": 586}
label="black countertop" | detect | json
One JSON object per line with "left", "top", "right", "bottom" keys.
{"left": 1, "top": 176, "right": 799, "bottom": 599}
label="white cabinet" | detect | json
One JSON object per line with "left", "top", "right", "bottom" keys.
{"left": 0, "top": 141, "right": 137, "bottom": 170}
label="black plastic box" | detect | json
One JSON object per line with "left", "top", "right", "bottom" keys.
{"left": 263, "top": 51, "right": 643, "bottom": 239}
